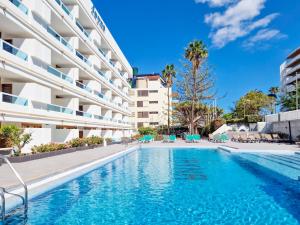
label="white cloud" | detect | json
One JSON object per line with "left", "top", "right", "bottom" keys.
{"left": 195, "top": 0, "right": 235, "bottom": 7}
{"left": 197, "top": 0, "right": 283, "bottom": 48}
{"left": 243, "top": 29, "right": 287, "bottom": 48}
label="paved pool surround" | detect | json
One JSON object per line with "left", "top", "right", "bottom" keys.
{"left": 0, "top": 140, "right": 298, "bottom": 211}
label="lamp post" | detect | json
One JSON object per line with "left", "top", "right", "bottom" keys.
{"left": 296, "top": 72, "right": 299, "bottom": 110}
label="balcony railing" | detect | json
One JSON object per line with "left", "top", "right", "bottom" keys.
{"left": 0, "top": 92, "right": 28, "bottom": 106}
{"left": 47, "top": 104, "right": 74, "bottom": 115}
{"left": 46, "top": 26, "right": 73, "bottom": 51}
{"left": 94, "top": 90, "right": 105, "bottom": 99}
{"left": 98, "top": 48, "right": 106, "bottom": 57}
{"left": 76, "top": 110, "right": 92, "bottom": 118}
{"left": 54, "top": 0, "right": 74, "bottom": 20}
{"left": 76, "top": 50, "right": 92, "bottom": 67}
{"left": 76, "top": 81, "right": 93, "bottom": 93}
{"left": 0, "top": 39, "right": 28, "bottom": 61}
{"left": 0, "top": 92, "right": 132, "bottom": 125}
{"left": 94, "top": 115, "right": 104, "bottom": 120}
{"left": 76, "top": 20, "right": 90, "bottom": 39}
{"left": 9, "top": 0, "right": 29, "bottom": 15}
{"left": 91, "top": 6, "right": 106, "bottom": 31}
{"left": 47, "top": 66, "right": 73, "bottom": 84}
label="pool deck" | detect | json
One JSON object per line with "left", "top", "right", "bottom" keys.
{"left": 0, "top": 140, "right": 299, "bottom": 189}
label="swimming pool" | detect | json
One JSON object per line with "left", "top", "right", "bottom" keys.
{"left": 4, "top": 148, "right": 300, "bottom": 224}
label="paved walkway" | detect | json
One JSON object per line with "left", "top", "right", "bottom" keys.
{"left": 0, "top": 140, "right": 298, "bottom": 189}
{"left": 0, "top": 143, "right": 136, "bottom": 189}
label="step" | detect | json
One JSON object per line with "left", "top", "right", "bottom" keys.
{"left": 266, "top": 155, "right": 300, "bottom": 169}
{"left": 270, "top": 154, "right": 300, "bottom": 164}
{"left": 238, "top": 153, "right": 300, "bottom": 180}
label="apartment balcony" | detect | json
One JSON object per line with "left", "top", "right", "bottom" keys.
{"left": 9, "top": 0, "right": 29, "bottom": 15}
{"left": 0, "top": 40, "right": 131, "bottom": 115}
{"left": 0, "top": 39, "right": 28, "bottom": 61}
{"left": 0, "top": 92, "right": 133, "bottom": 128}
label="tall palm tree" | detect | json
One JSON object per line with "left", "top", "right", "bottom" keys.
{"left": 185, "top": 40, "right": 208, "bottom": 134}
{"left": 162, "top": 64, "right": 176, "bottom": 135}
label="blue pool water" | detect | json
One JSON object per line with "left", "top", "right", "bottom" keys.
{"left": 4, "top": 148, "right": 300, "bottom": 224}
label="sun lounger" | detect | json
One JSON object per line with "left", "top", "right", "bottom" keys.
{"left": 186, "top": 135, "right": 194, "bottom": 143}
{"left": 231, "top": 134, "right": 240, "bottom": 142}
{"left": 193, "top": 134, "right": 201, "bottom": 143}
{"left": 163, "top": 135, "right": 169, "bottom": 143}
{"left": 169, "top": 135, "right": 177, "bottom": 143}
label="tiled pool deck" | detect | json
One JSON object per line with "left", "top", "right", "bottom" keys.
{"left": 0, "top": 140, "right": 299, "bottom": 189}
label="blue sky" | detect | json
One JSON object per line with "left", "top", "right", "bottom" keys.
{"left": 96, "top": 0, "right": 300, "bottom": 112}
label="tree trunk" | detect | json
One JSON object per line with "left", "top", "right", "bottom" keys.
{"left": 167, "top": 86, "right": 170, "bottom": 135}
{"left": 191, "top": 67, "right": 196, "bottom": 134}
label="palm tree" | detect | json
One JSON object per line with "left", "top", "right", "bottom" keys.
{"left": 162, "top": 64, "right": 176, "bottom": 135}
{"left": 185, "top": 40, "right": 208, "bottom": 134}
{"left": 268, "top": 86, "right": 279, "bottom": 113}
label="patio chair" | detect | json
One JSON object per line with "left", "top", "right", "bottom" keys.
{"left": 193, "top": 134, "right": 201, "bottom": 143}
{"left": 138, "top": 136, "right": 146, "bottom": 143}
{"left": 265, "top": 134, "right": 274, "bottom": 143}
{"left": 162, "top": 135, "right": 170, "bottom": 143}
{"left": 186, "top": 135, "right": 194, "bottom": 143}
{"left": 220, "top": 133, "right": 229, "bottom": 142}
{"left": 169, "top": 135, "right": 177, "bottom": 143}
{"left": 213, "top": 134, "right": 222, "bottom": 143}
{"left": 238, "top": 134, "right": 249, "bottom": 143}
{"left": 253, "top": 133, "right": 261, "bottom": 143}
{"left": 231, "top": 134, "right": 239, "bottom": 142}
{"left": 247, "top": 134, "right": 256, "bottom": 143}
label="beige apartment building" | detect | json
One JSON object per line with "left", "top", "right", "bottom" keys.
{"left": 130, "top": 74, "right": 171, "bottom": 129}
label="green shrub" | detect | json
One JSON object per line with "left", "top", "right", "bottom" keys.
{"left": 86, "top": 136, "right": 103, "bottom": 145}
{"left": 32, "top": 143, "right": 69, "bottom": 153}
{"left": 68, "top": 138, "right": 86, "bottom": 148}
{"left": 106, "top": 138, "right": 112, "bottom": 144}
{"left": 138, "top": 127, "right": 157, "bottom": 136}
{"left": 0, "top": 125, "right": 32, "bottom": 154}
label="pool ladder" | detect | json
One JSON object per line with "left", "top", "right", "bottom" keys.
{"left": 0, "top": 155, "right": 28, "bottom": 222}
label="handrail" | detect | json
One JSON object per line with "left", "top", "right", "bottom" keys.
{"left": 0, "top": 155, "right": 28, "bottom": 221}
{"left": 0, "top": 187, "right": 5, "bottom": 222}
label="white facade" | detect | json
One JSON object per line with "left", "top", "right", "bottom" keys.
{"left": 0, "top": 0, "right": 134, "bottom": 152}
{"left": 130, "top": 74, "right": 171, "bottom": 129}
{"left": 280, "top": 46, "right": 300, "bottom": 94}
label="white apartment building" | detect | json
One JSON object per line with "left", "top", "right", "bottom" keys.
{"left": 130, "top": 74, "right": 170, "bottom": 129}
{"left": 0, "top": 0, "right": 134, "bottom": 151}
{"left": 280, "top": 46, "right": 300, "bottom": 94}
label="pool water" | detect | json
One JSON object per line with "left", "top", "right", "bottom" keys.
{"left": 4, "top": 148, "right": 300, "bottom": 224}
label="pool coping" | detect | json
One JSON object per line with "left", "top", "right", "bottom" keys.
{"left": 4, "top": 145, "right": 139, "bottom": 211}
{"left": 4, "top": 145, "right": 297, "bottom": 212}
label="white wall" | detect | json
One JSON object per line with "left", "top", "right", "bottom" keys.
{"left": 52, "top": 128, "right": 79, "bottom": 143}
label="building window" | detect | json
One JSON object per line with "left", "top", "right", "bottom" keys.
{"left": 149, "top": 90, "right": 158, "bottom": 93}
{"left": 150, "top": 122, "right": 159, "bottom": 125}
{"left": 137, "top": 122, "right": 144, "bottom": 128}
{"left": 137, "top": 101, "right": 143, "bottom": 107}
{"left": 137, "top": 90, "right": 148, "bottom": 97}
{"left": 149, "top": 101, "right": 158, "bottom": 104}
{"left": 138, "top": 112, "right": 149, "bottom": 118}
{"left": 149, "top": 111, "right": 158, "bottom": 114}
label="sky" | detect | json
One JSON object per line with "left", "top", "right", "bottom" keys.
{"left": 95, "top": 0, "right": 300, "bottom": 112}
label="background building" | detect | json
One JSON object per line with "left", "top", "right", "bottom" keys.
{"left": 280, "top": 46, "right": 300, "bottom": 95}
{"left": 129, "top": 74, "right": 171, "bottom": 129}
{"left": 0, "top": 0, "right": 133, "bottom": 151}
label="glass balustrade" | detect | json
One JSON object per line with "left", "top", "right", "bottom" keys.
{"left": 76, "top": 81, "right": 92, "bottom": 93}
{"left": 47, "top": 104, "right": 74, "bottom": 115}
{"left": 55, "top": 0, "right": 74, "bottom": 20}
{"left": 9, "top": 0, "right": 29, "bottom": 15}
{"left": 47, "top": 66, "right": 73, "bottom": 83}
{"left": 76, "top": 20, "right": 90, "bottom": 39}
{"left": 1, "top": 92, "right": 28, "bottom": 106}
{"left": 46, "top": 26, "right": 73, "bottom": 51}
{"left": 76, "top": 51, "right": 92, "bottom": 67}
{"left": 1, "top": 39, "right": 28, "bottom": 61}
{"left": 76, "top": 111, "right": 92, "bottom": 118}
